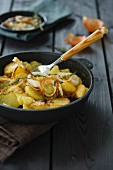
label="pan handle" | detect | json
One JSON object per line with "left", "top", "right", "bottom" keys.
{"left": 75, "top": 58, "right": 93, "bottom": 69}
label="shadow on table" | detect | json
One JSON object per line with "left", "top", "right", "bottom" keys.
{"left": 52, "top": 102, "right": 113, "bottom": 168}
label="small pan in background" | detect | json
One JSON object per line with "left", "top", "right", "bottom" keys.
{"left": 0, "top": 11, "right": 47, "bottom": 33}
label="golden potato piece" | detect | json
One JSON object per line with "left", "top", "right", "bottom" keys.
{"left": 15, "top": 93, "right": 34, "bottom": 105}
{"left": 22, "top": 62, "right": 32, "bottom": 71}
{"left": 12, "top": 66, "right": 26, "bottom": 77}
{"left": 0, "top": 92, "right": 20, "bottom": 107}
{"left": 61, "top": 82, "right": 76, "bottom": 93}
{"left": 60, "top": 68, "right": 70, "bottom": 73}
{"left": 51, "top": 97, "right": 70, "bottom": 105}
{"left": 15, "top": 93, "right": 28, "bottom": 105}
{"left": 16, "top": 65, "right": 28, "bottom": 73}
{"left": 15, "top": 72, "right": 28, "bottom": 79}
{"left": 25, "top": 85, "right": 44, "bottom": 100}
{"left": 48, "top": 97, "right": 70, "bottom": 108}
{"left": 69, "top": 74, "right": 80, "bottom": 86}
{"left": 30, "top": 101, "right": 48, "bottom": 109}
{"left": 75, "top": 84, "right": 87, "bottom": 98}
{"left": 22, "top": 96, "right": 34, "bottom": 105}
{"left": 30, "top": 61, "right": 41, "bottom": 70}
{"left": 4, "top": 62, "right": 18, "bottom": 74}
{"left": 49, "top": 65, "right": 59, "bottom": 74}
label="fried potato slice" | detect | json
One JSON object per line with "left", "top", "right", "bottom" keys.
{"left": 61, "top": 82, "right": 76, "bottom": 93}
{"left": 25, "top": 85, "right": 44, "bottom": 100}
{"left": 4, "top": 62, "right": 18, "bottom": 75}
{"left": 0, "top": 92, "right": 20, "bottom": 107}
{"left": 69, "top": 74, "right": 80, "bottom": 86}
{"left": 15, "top": 72, "right": 28, "bottom": 79}
{"left": 22, "top": 61, "right": 32, "bottom": 71}
{"left": 13, "top": 66, "right": 29, "bottom": 78}
{"left": 15, "top": 92, "right": 28, "bottom": 105}
{"left": 48, "top": 97, "right": 70, "bottom": 108}
{"left": 30, "top": 61, "right": 41, "bottom": 70}
{"left": 30, "top": 101, "right": 48, "bottom": 109}
{"left": 15, "top": 92, "right": 34, "bottom": 105}
{"left": 49, "top": 65, "right": 59, "bottom": 75}
{"left": 75, "top": 84, "right": 87, "bottom": 98}
{"left": 22, "top": 96, "right": 34, "bottom": 105}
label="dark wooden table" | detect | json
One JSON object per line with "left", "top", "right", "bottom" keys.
{"left": 0, "top": 0, "right": 113, "bottom": 169}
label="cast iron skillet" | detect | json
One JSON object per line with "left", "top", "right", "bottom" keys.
{"left": 0, "top": 52, "right": 93, "bottom": 124}
{"left": 0, "top": 11, "right": 47, "bottom": 33}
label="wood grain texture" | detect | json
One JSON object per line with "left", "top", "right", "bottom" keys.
{"left": 96, "top": 0, "right": 113, "bottom": 105}
{"left": 52, "top": 0, "right": 113, "bottom": 170}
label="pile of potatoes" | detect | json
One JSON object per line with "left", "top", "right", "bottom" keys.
{"left": 0, "top": 57, "right": 88, "bottom": 109}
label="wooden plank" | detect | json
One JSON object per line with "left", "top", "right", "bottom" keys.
{"left": 52, "top": 0, "right": 113, "bottom": 170}
{"left": 0, "top": 0, "right": 53, "bottom": 169}
{"left": 0, "top": 0, "right": 12, "bottom": 55}
{"left": 97, "top": 0, "right": 113, "bottom": 105}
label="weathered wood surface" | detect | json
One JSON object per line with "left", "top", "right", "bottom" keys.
{"left": 0, "top": 0, "right": 113, "bottom": 170}
{"left": 97, "top": 0, "right": 113, "bottom": 105}
{"left": 53, "top": 0, "right": 113, "bottom": 170}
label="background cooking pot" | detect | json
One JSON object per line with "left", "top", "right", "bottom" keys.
{"left": 0, "top": 51, "right": 93, "bottom": 124}
{"left": 0, "top": 11, "right": 47, "bottom": 33}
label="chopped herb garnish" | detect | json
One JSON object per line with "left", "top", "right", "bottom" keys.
{"left": 54, "top": 80, "right": 57, "bottom": 86}
{"left": 11, "top": 78, "right": 20, "bottom": 85}
{"left": 0, "top": 81, "right": 10, "bottom": 89}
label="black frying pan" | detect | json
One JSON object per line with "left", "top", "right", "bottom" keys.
{"left": 0, "top": 11, "right": 47, "bottom": 33}
{"left": 0, "top": 52, "right": 93, "bottom": 124}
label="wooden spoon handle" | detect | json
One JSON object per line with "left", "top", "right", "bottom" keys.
{"left": 61, "top": 27, "right": 108, "bottom": 61}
